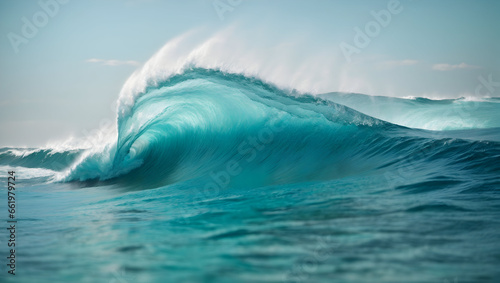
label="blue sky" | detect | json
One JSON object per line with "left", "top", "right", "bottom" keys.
{"left": 0, "top": 0, "right": 499, "bottom": 146}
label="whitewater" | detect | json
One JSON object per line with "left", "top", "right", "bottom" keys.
{"left": 1, "top": 31, "right": 499, "bottom": 283}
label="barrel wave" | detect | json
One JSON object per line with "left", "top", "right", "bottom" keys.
{"left": 61, "top": 68, "right": 384, "bottom": 186}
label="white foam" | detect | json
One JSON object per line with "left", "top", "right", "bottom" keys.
{"left": 0, "top": 166, "right": 57, "bottom": 180}
{"left": 117, "top": 27, "right": 348, "bottom": 117}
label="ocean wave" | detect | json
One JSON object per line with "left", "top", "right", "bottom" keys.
{"left": 50, "top": 68, "right": 499, "bottom": 190}
{"left": 0, "top": 147, "right": 83, "bottom": 171}
{"left": 61, "top": 68, "right": 386, "bottom": 185}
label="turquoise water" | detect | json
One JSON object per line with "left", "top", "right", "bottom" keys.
{"left": 1, "top": 69, "right": 500, "bottom": 282}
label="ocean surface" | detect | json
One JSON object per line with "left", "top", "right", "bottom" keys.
{"left": 1, "top": 68, "right": 500, "bottom": 283}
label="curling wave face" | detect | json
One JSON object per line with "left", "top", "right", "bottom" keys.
{"left": 61, "top": 69, "right": 388, "bottom": 186}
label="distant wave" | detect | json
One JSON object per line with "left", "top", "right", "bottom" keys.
{"left": 0, "top": 147, "right": 82, "bottom": 171}
{"left": 319, "top": 93, "right": 500, "bottom": 130}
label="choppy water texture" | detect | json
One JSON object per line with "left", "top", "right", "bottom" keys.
{"left": 1, "top": 68, "right": 499, "bottom": 283}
